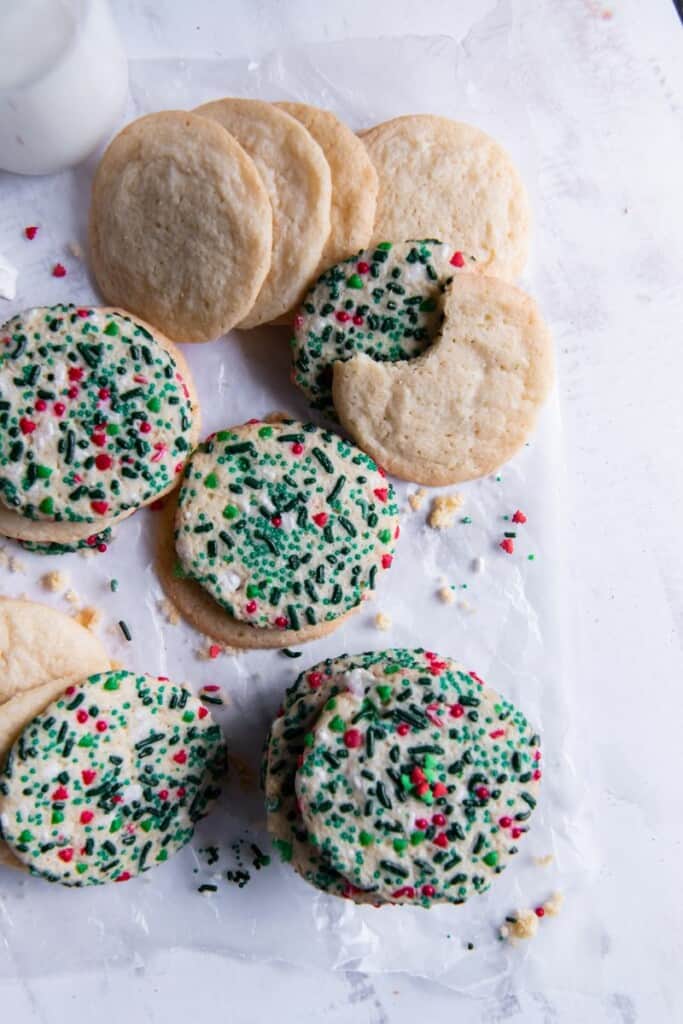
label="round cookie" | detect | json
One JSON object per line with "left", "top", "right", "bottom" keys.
{"left": 0, "top": 675, "right": 87, "bottom": 873}
{"left": 0, "top": 305, "right": 198, "bottom": 523}
{"left": 156, "top": 492, "right": 356, "bottom": 649}
{"left": 333, "top": 275, "right": 554, "bottom": 485}
{"left": 195, "top": 99, "right": 332, "bottom": 327}
{"left": 275, "top": 102, "right": 378, "bottom": 275}
{"left": 89, "top": 110, "right": 273, "bottom": 343}
{"left": 0, "top": 597, "right": 110, "bottom": 705}
{"left": 360, "top": 115, "right": 530, "bottom": 281}
{"left": 0, "top": 670, "right": 226, "bottom": 885}
{"left": 174, "top": 419, "right": 399, "bottom": 631}
{"left": 265, "top": 650, "right": 541, "bottom": 907}
{"left": 291, "top": 239, "right": 469, "bottom": 415}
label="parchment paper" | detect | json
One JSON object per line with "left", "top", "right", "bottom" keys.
{"left": 0, "top": 38, "right": 591, "bottom": 993}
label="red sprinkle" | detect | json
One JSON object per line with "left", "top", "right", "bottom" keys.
{"left": 312, "top": 512, "right": 328, "bottom": 527}
{"left": 52, "top": 786, "right": 69, "bottom": 801}
{"left": 381, "top": 554, "right": 393, "bottom": 569}
{"left": 475, "top": 786, "right": 490, "bottom": 800}
{"left": 53, "top": 402, "right": 66, "bottom": 417}
{"left": 512, "top": 828, "right": 523, "bottom": 839}
{"left": 80, "top": 811, "right": 94, "bottom": 825}
{"left": 91, "top": 500, "right": 109, "bottom": 515}
{"left": 308, "top": 671, "right": 323, "bottom": 690}
{"left": 82, "top": 770, "right": 96, "bottom": 785}
{"left": 115, "top": 872, "right": 132, "bottom": 883}
{"left": 95, "top": 720, "right": 107, "bottom": 733}
{"left": 490, "top": 728, "right": 505, "bottom": 739}
{"left": 335, "top": 310, "right": 350, "bottom": 323}
{"left": 422, "top": 884, "right": 436, "bottom": 898}
{"left": 397, "top": 723, "right": 410, "bottom": 736}
{"left": 19, "top": 417, "right": 36, "bottom": 434}
{"left": 76, "top": 710, "right": 88, "bottom": 724}
{"left": 172, "top": 750, "right": 187, "bottom": 765}
{"left": 35, "top": 399, "right": 47, "bottom": 412}
{"left": 433, "top": 832, "right": 449, "bottom": 848}
{"left": 158, "top": 790, "right": 169, "bottom": 801}
{"left": 344, "top": 728, "right": 362, "bottom": 749}
{"left": 411, "top": 766, "right": 426, "bottom": 785}
{"left": 450, "top": 250, "right": 466, "bottom": 268}
{"left": 198, "top": 706, "right": 209, "bottom": 719}
{"left": 52, "top": 263, "right": 67, "bottom": 278}
{"left": 450, "top": 703, "right": 464, "bottom": 718}
{"left": 58, "top": 848, "right": 74, "bottom": 863}
{"left": 291, "top": 442, "right": 304, "bottom": 455}
{"left": 245, "top": 600, "right": 258, "bottom": 614}
{"left": 271, "top": 514, "right": 282, "bottom": 527}
{"left": 95, "top": 453, "right": 112, "bottom": 471}
{"left": 499, "top": 816, "right": 512, "bottom": 828}
{"left": 535, "top": 906, "right": 545, "bottom": 918}
{"left": 373, "top": 488, "right": 388, "bottom": 503}
{"left": 512, "top": 510, "right": 527, "bottom": 524}
{"left": 352, "top": 315, "right": 364, "bottom": 325}
{"left": 208, "top": 644, "right": 221, "bottom": 659}
{"left": 415, "top": 819, "right": 429, "bottom": 830}
{"left": 391, "top": 886, "right": 416, "bottom": 900}
{"left": 275, "top": 616, "right": 289, "bottom": 629}
{"left": 140, "top": 421, "right": 152, "bottom": 434}
{"left": 357, "top": 261, "right": 370, "bottom": 274}
{"left": 77, "top": 308, "right": 90, "bottom": 318}
{"left": 432, "top": 782, "right": 448, "bottom": 798}
{"left": 500, "top": 538, "right": 514, "bottom": 554}
{"left": 98, "top": 387, "right": 110, "bottom": 400}
{"left": 68, "top": 367, "right": 84, "bottom": 381}
{"left": 432, "top": 813, "right": 446, "bottom": 826}
{"left": 533, "top": 769, "right": 542, "bottom": 780}
{"left": 67, "top": 386, "right": 79, "bottom": 399}
{"left": 176, "top": 787, "right": 186, "bottom": 797}
{"left": 293, "top": 313, "right": 304, "bottom": 330}
{"left": 24, "top": 226, "right": 39, "bottom": 240}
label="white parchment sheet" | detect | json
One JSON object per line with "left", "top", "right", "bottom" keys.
{"left": 0, "top": 38, "right": 592, "bottom": 993}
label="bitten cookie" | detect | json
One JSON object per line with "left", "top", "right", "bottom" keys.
{"left": 0, "top": 597, "right": 110, "bottom": 705}
{"left": 89, "top": 110, "right": 273, "bottom": 342}
{"left": 174, "top": 419, "right": 399, "bottom": 632}
{"left": 195, "top": 99, "right": 332, "bottom": 327}
{"left": 360, "top": 115, "right": 530, "bottom": 281}
{"left": 265, "top": 649, "right": 541, "bottom": 907}
{"left": 291, "top": 239, "right": 469, "bottom": 415}
{"left": 0, "top": 670, "right": 226, "bottom": 885}
{"left": 0, "top": 305, "right": 198, "bottom": 523}
{"left": 333, "top": 276, "right": 554, "bottom": 485}
{"left": 275, "top": 102, "right": 378, "bottom": 275}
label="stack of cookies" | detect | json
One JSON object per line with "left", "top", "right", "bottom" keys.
{"left": 0, "top": 598, "right": 226, "bottom": 885}
{"left": 0, "top": 305, "right": 200, "bottom": 551}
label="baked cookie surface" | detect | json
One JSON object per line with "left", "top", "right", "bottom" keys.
{"left": 0, "top": 670, "right": 226, "bottom": 885}
{"left": 291, "top": 239, "right": 468, "bottom": 414}
{"left": 89, "top": 110, "right": 272, "bottom": 342}
{"left": 0, "top": 305, "right": 196, "bottom": 522}
{"left": 195, "top": 99, "right": 331, "bottom": 327}
{"left": 333, "top": 276, "right": 554, "bottom": 485}
{"left": 175, "top": 419, "right": 399, "bottom": 631}
{"left": 361, "top": 115, "right": 530, "bottom": 281}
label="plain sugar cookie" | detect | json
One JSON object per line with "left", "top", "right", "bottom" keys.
{"left": 360, "top": 115, "right": 530, "bottom": 281}
{"left": 333, "top": 275, "right": 554, "bottom": 485}
{"left": 0, "top": 598, "right": 110, "bottom": 705}
{"left": 195, "top": 99, "right": 332, "bottom": 327}
{"left": 275, "top": 102, "right": 377, "bottom": 274}
{"left": 292, "top": 239, "right": 470, "bottom": 415}
{"left": 0, "top": 670, "right": 226, "bottom": 886}
{"left": 89, "top": 110, "right": 272, "bottom": 342}
{"left": 0, "top": 305, "right": 198, "bottom": 523}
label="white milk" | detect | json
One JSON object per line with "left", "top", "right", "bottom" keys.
{"left": 0, "top": 0, "right": 128, "bottom": 175}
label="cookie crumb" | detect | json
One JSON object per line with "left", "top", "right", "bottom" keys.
{"left": 74, "top": 606, "right": 101, "bottom": 631}
{"left": 64, "top": 589, "right": 80, "bottom": 607}
{"left": 158, "top": 598, "right": 180, "bottom": 625}
{"left": 500, "top": 908, "right": 538, "bottom": 942}
{"left": 533, "top": 853, "right": 554, "bottom": 868}
{"left": 428, "top": 493, "right": 464, "bottom": 529}
{"left": 229, "top": 754, "right": 255, "bottom": 791}
{"left": 438, "top": 586, "right": 455, "bottom": 604}
{"left": 8, "top": 555, "right": 26, "bottom": 574}
{"left": 408, "top": 488, "right": 427, "bottom": 512}
{"left": 41, "top": 570, "right": 69, "bottom": 593}
{"left": 543, "top": 891, "right": 564, "bottom": 917}
{"left": 67, "top": 240, "right": 84, "bottom": 260}
{"left": 457, "top": 599, "right": 475, "bottom": 613}
{"left": 374, "top": 611, "right": 392, "bottom": 631}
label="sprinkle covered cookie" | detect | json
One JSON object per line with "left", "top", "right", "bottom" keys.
{"left": 0, "top": 670, "right": 226, "bottom": 886}
{"left": 265, "top": 649, "right": 541, "bottom": 907}
{"left": 0, "top": 305, "right": 197, "bottom": 523}
{"left": 291, "top": 240, "right": 469, "bottom": 415}
{"left": 174, "top": 419, "right": 399, "bottom": 631}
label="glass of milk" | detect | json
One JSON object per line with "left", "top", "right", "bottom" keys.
{"left": 0, "top": 0, "right": 128, "bottom": 175}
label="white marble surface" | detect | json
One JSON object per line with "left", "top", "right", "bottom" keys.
{"left": 1, "top": 0, "right": 682, "bottom": 1020}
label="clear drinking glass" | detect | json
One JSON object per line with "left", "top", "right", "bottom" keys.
{"left": 0, "top": 0, "right": 128, "bottom": 175}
